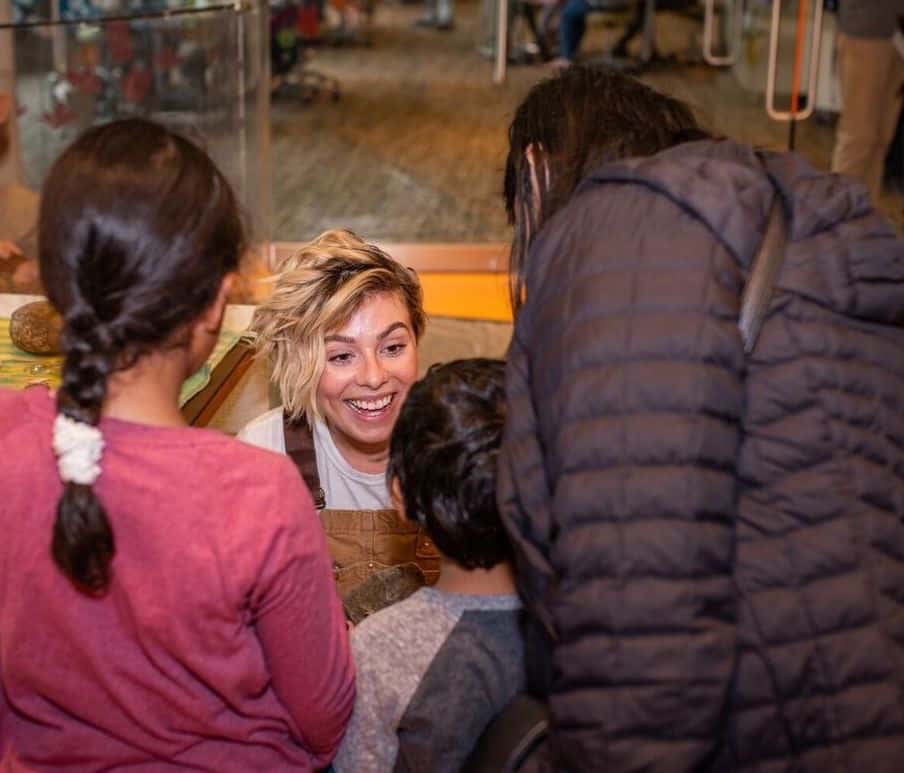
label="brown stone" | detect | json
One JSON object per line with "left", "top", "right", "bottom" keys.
{"left": 9, "top": 300, "right": 62, "bottom": 354}
{"left": 342, "top": 563, "right": 426, "bottom": 625}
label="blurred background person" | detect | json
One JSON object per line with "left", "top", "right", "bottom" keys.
{"left": 831, "top": 0, "right": 904, "bottom": 201}
{"left": 0, "top": 91, "right": 39, "bottom": 293}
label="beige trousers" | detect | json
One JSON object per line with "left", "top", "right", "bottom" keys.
{"left": 832, "top": 33, "right": 904, "bottom": 203}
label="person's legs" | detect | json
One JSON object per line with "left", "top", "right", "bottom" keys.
{"left": 832, "top": 34, "right": 904, "bottom": 202}
{"left": 558, "top": 0, "right": 588, "bottom": 61}
{"left": 417, "top": 0, "right": 453, "bottom": 29}
{"left": 873, "top": 40, "right": 904, "bottom": 196}
{"left": 436, "top": 0, "right": 454, "bottom": 28}
{"left": 611, "top": 0, "right": 644, "bottom": 57}
{"left": 417, "top": 0, "right": 438, "bottom": 26}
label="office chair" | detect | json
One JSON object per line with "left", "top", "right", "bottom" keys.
{"left": 464, "top": 693, "right": 549, "bottom": 773}
{"left": 270, "top": 0, "right": 340, "bottom": 104}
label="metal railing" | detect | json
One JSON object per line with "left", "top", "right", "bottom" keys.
{"left": 765, "top": 0, "right": 825, "bottom": 122}
{"left": 702, "top": 0, "right": 741, "bottom": 66}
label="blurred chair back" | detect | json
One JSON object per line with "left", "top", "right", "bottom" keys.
{"left": 464, "top": 693, "right": 549, "bottom": 773}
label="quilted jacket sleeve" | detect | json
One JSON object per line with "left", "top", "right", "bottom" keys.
{"left": 499, "top": 183, "right": 745, "bottom": 772}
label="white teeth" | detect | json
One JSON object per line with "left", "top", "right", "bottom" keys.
{"left": 348, "top": 395, "right": 392, "bottom": 412}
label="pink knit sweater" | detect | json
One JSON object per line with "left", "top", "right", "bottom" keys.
{"left": 0, "top": 387, "right": 354, "bottom": 771}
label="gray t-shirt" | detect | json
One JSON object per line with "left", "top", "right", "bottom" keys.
{"left": 236, "top": 409, "right": 390, "bottom": 509}
{"left": 311, "top": 417, "right": 391, "bottom": 510}
{"left": 334, "top": 587, "right": 525, "bottom": 773}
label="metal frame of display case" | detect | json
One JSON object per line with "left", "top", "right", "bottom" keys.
{"left": 0, "top": 0, "right": 271, "bottom": 238}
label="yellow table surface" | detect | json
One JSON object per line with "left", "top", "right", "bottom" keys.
{"left": 418, "top": 272, "right": 512, "bottom": 322}
{"left": 0, "top": 317, "right": 242, "bottom": 403}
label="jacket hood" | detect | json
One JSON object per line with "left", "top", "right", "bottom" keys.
{"left": 576, "top": 139, "right": 904, "bottom": 326}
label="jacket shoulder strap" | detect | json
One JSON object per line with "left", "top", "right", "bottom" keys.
{"left": 283, "top": 415, "right": 326, "bottom": 509}
{"left": 739, "top": 194, "right": 788, "bottom": 354}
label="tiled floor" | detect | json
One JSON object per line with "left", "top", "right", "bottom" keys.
{"left": 269, "top": 0, "right": 903, "bottom": 242}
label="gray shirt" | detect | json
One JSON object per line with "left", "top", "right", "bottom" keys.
{"left": 838, "top": 0, "right": 904, "bottom": 39}
{"left": 311, "top": 417, "right": 391, "bottom": 510}
{"left": 237, "top": 409, "right": 390, "bottom": 509}
{"left": 334, "top": 587, "right": 525, "bottom": 773}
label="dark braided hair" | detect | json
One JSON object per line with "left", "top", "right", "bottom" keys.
{"left": 38, "top": 119, "right": 246, "bottom": 594}
{"left": 503, "top": 65, "right": 710, "bottom": 314}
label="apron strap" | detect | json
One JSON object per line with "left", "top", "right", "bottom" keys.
{"left": 283, "top": 415, "right": 326, "bottom": 509}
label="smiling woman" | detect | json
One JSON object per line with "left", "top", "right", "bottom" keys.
{"left": 238, "top": 230, "right": 439, "bottom": 596}
{"left": 318, "top": 294, "right": 418, "bottom": 474}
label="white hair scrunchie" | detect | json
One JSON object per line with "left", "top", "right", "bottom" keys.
{"left": 52, "top": 413, "right": 105, "bottom": 486}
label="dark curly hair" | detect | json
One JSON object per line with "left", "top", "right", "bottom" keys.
{"left": 387, "top": 358, "right": 510, "bottom": 570}
{"left": 38, "top": 118, "right": 245, "bottom": 594}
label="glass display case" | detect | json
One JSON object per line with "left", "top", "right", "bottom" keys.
{"left": 0, "top": 0, "right": 270, "bottom": 295}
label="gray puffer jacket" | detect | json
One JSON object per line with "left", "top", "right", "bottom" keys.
{"left": 498, "top": 139, "right": 904, "bottom": 772}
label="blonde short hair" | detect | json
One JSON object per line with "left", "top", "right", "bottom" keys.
{"left": 250, "top": 229, "right": 426, "bottom": 423}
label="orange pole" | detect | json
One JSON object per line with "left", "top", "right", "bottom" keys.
{"left": 790, "top": 0, "right": 808, "bottom": 114}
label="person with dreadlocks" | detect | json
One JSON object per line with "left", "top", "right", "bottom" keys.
{"left": 498, "top": 65, "right": 904, "bottom": 772}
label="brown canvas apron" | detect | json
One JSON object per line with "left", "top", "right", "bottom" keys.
{"left": 283, "top": 417, "right": 440, "bottom": 597}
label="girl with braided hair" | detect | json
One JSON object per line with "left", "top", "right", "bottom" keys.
{"left": 0, "top": 119, "right": 354, "bottom": 769}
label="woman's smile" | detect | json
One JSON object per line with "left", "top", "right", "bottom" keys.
{"left": 345, "top": 393, "right": 395, "bottom": 416}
